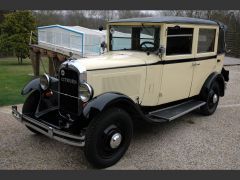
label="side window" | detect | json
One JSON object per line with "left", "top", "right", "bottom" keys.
{"left": 166, "top": 27, "right": 193, "bottom": 56}
{"left": 111, "top": 26, "right": 132, "bottom": 50}
{"left": 197, "top": 29, "right": 216, "bottom": 53}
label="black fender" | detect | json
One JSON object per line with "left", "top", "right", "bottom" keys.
{"left": 21, "top": 77, "right": 59, "bottom": 117}
{"left": 21, "top": 76, "right": 59, "bottom": 95}
{"left": 221, "top": 67, "right": 229, "bottom": 82}
{"left": 200, "top": 72, "right": 225, "bottom": 98}
{"left": 83, "top": 92, "right": 144, "bottom": 121}
{"left": 22, "top": 90, "right": 41, "bottom": 115}
{"left": 21, "top": 78, "right": 41, "bottom": 95}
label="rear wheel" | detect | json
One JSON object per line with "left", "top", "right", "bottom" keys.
{"left": 84, "top": 108, "right": 133, "bottom": 168}
{"left": 200, "top": 81, "right": 220, "bottom": 115}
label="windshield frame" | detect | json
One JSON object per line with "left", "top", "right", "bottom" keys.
{"left": 108, "top": 23, "right": 161, "bottom": 52}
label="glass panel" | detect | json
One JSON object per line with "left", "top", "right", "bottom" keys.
{"left": 166, "top": 27, "right": 193, "bottom": 56}
{"left": 111, "top": 26, "right": 132, "bottom": 50}
{"left": 140, "top": 27, "right": 155, "bottom": 47}
{"left": 110, "top": 26, "right": 160, "bottom": 52}
{"left": 197, "top": 29, "right": 216, "bottom": 53}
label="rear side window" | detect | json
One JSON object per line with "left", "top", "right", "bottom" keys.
{"left": 197, "top": 29, "right": 216, "bottom": 53}
{"left": 166, "top": 27, "right": 193, "bottom": 56}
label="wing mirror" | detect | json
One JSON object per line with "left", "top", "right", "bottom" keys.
{"left": 101, "top": 41, "right": 107, "bottom": 53}
{"left": 158, "top": 46, "right": 165, "bottom": 56}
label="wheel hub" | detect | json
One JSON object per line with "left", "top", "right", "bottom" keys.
{"left": 212, "top": 94, "right": 218, "bottom": 104}
{"left": 110, "top": 132, "right": 122, "bottom": 149}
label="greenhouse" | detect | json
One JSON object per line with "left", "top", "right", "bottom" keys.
{"left": 37, "top": 25, "right": 106, "bottom": 56}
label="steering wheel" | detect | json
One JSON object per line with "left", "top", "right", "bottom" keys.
{"left": 140, "top": 41, "right": 156, "bottom": 52}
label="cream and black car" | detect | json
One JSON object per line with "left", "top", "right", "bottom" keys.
{"left": 12, "top": 16, "right": 229, "bottom": 168}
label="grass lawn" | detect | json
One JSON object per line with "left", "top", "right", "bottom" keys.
{"left": 0, "top": 57, "right": 49, "bottom": 106}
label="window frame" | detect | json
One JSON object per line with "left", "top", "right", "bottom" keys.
{"left": 107, "top": 23, "right": 162, "bottom": 52}
{"left": 195, "top": 26, "right": 219, "bottom": 58}
{"left": 163, "top": 24, "right": 196, "bottom": 61}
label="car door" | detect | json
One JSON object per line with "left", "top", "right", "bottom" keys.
{"left": 190, "top": 26, "right": 219, "bottom": 97}
{"left": 158, "top": 25, "right": 195, "bottom": 105}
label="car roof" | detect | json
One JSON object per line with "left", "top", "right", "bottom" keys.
{"left": 109, "top": 16, "right": 218, "bottom": 26}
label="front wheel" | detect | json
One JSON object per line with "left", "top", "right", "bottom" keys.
{"left": 84, "top": 108, "right": 133, "bottom": 168}
{"left": 200, "top": 81, "right": 220, "bottom": 115}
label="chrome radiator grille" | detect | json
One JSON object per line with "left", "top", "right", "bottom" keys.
{"left": 59, "top": 68, "right": 79, "bottom": 114}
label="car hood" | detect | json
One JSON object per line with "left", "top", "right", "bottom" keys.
{"left": 65, "top": 51, "right": 152, "bottom": 71}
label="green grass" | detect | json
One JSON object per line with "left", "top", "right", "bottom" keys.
{"left": 0, "top": 57, "right": 49, "bottom": 106}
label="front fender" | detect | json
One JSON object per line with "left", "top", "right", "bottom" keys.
{"left": 21, "top": 76, "right": 59, "bottom": 95}
{"left": 21, "top": 78, "right": 41, "bottom": 95}
{"left": 83, "top": 92, "right": 142, "bottom": 120}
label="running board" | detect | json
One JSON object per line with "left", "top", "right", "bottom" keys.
{"left": 148, "top": 100, "right": 206, "bottom": 121}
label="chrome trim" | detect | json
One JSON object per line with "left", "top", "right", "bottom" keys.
{"left": 110, "top": 133, "right": 122, "bottom": 149}
{"left": 79, "top": 82, "right": 94, "bottom": 102}
{"left": 11, "top": 106, "right": 85, "bottom": 147}
{"left": 60, "top": 59, "right": 87, "bottom": 82}
{"left": 40, "top": 73, "right": 50, "bottom": 90}
{"left": 53, "top": 90, "right": 80, "bottom": 99}
{"left": 212, "top": 94, "right": 218, "bottom": 104}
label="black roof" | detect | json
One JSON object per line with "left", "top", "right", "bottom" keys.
{"left": 109, "top": 16, "right": 218, "bottom": 26}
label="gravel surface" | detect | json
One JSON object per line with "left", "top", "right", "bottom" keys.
{"left": 0, "top": 66, "right": 240, "bottom": 170}
{"left": 224, "top": 56, "right": 240, "bottom": 66}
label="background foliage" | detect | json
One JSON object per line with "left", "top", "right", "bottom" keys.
{"left": 0, "top": 11, "right": 36, "bottom": 62}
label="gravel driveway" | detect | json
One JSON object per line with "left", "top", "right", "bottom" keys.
{"left": 0, "top": 66, "right": 240, "bottom": 170}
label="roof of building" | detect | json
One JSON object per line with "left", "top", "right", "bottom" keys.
{"left": 38, "top": 24, "right": 106, "bottom": 36}
{"left": 109, "top": 16, "right": 218, "bottom": 26}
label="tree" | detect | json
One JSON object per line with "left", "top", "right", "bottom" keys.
{"left": 0, "top": 11, "right": 36, "bottom": 63}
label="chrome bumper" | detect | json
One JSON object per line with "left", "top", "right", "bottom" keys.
{"left": 12, "top": 106, "right": 85, "bottom": 147}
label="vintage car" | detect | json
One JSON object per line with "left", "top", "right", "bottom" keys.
{"left": 12, "top": 16, "right": 229, "bottom": 168}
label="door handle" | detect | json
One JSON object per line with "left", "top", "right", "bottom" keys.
{"left": 217, "top": 59, "right": 221, "bottom": 63}
{"left": 192, "top": 62, "right": 200, "bottom": 66}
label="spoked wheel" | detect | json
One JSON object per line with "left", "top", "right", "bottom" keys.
{"left": 200, "top": 81, "right": 220, "bottom": 115}
{"left": 84, "top": 108, "right": 133, "bottom": 168}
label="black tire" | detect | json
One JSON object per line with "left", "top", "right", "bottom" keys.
{"left": 25, "top": 125, "right": 41, "bottom": 135}
{"left": 84, "top": 108, "right": 133, "bottom": 168}
{"left": 200, "top": 81, "right": 220, "bottom": 115}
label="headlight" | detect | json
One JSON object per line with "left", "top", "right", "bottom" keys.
{"left": 40, "top": 74, "right": 50, "bottom": 90}
{"left": 79, "top": 83, "right": 93, "bottom": 102}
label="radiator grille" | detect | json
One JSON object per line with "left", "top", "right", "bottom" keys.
{"left": 59, "top": 68, "right": 79, "bottom": 114}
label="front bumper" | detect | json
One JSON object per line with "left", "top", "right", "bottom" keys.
{"left": 12, "top": 106, "right": 85, "bottom": 147}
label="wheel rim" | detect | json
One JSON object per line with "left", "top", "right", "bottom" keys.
{"left": 208, "top": 89, "right": 219, "bottom": 109}
{"left": 97, "top": 123, "right": 125, "bottom": 159}
{"left": 212, "top": 94, "right": 218, "bottom": 104}
{"left": 110, "top": 133, "right": 122, "bottom": 149}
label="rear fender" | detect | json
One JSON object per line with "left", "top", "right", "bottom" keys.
{"left": 200, "top": 72, "right": 225, "bottom": 98}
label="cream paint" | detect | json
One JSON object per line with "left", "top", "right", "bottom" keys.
{"left": 158, "top": 62, "right": 194, "bottom": 104}
{"left": 79, "top": 22, "right": 224, "bottom": 106}
{"left": 75, "top": 51, "right": 151, "bottom": 70}
{"left": 189, "top": 26, "right": 219, "bottom": 96}
{"left": 88, "top": 67, "right": 147, "bottom": 103}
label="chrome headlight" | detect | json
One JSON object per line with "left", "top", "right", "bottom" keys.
{"left": 40, "top": 74, "right": 50, "bottom": 90}
{"left": 79, "top": 82, "right": 93, "bottom": 102}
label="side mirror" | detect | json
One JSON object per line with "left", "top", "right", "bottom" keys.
{"left": 158, "top": 46, "right": 165, "bottom": 56}
{"left": 100, "top": 41, "right": 107, "bottom": 53}
{"left": 98, "top": 25, "right": 104, "bottom": 31}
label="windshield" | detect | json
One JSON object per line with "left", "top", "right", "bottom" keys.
{"left": 109, "top": 25, "right": 160, "bottom": 52}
